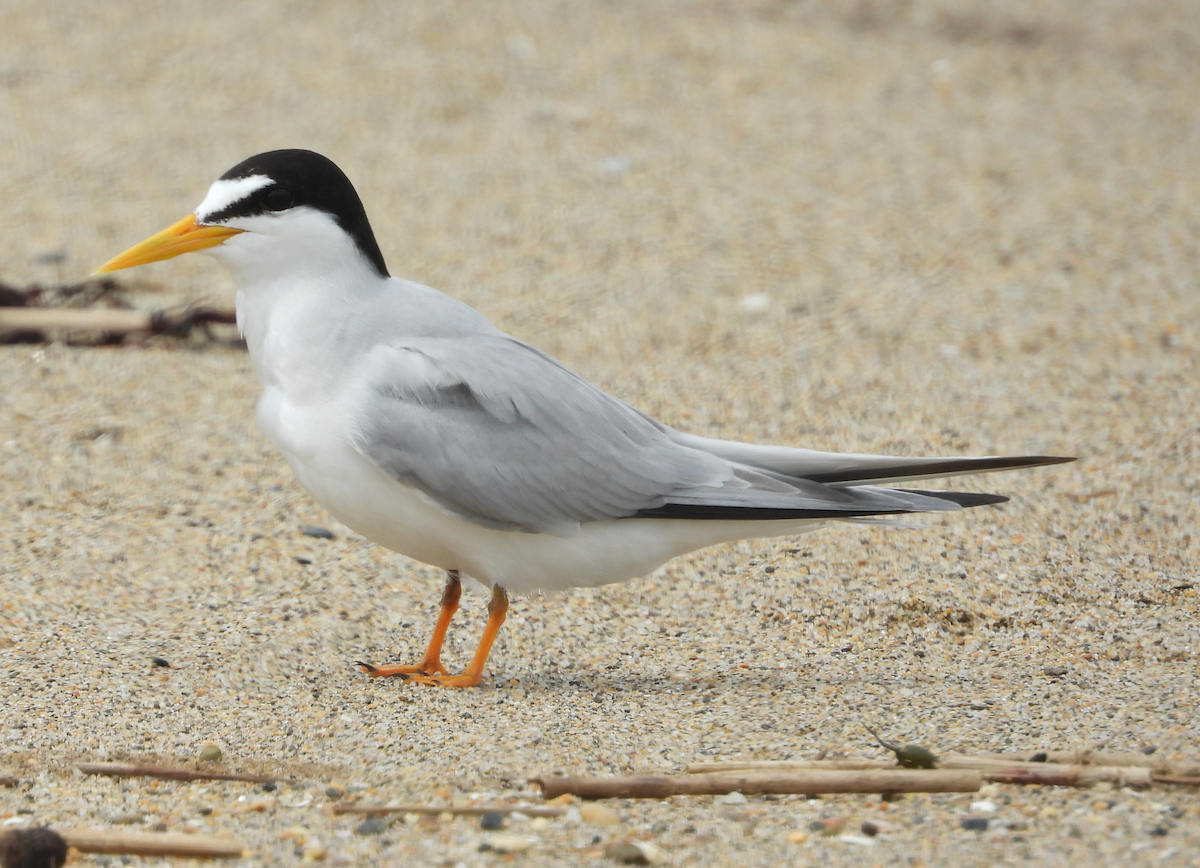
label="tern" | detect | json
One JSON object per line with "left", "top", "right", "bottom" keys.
{"left": 97, "top": 149, "right": 1072, "bottom": 687}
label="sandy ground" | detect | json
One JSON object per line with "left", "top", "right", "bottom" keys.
{"left": 1, "top": 1, "right": 1198, "bottom": 865}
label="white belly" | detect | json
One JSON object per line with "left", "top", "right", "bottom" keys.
{"left": 256, "top": 387, "right": 825, "bottom": 594}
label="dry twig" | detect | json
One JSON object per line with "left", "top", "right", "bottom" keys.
{"left": 61, "top": 828, "right": 243, "bottom": 859}
{"left": 532, "top": 770, "right": 981, "bottom": 800}
{"left": 77, "top": 762, "right": 285, "bottom": 785}
{"left": 971, "top": 751, "right": 1200, "bottom": 777}
{"left": 331, "top": 803, "right": 566, "bottom": 817}
{"left": 0, "top": 306, "right": 236, "bottom": 342}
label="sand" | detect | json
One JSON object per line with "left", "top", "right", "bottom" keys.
{"left": 1, "top": 1, "right": 1197, "bottom": 865}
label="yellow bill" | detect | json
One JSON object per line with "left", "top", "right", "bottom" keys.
{"left": 94, "top": 214, "right": 243, "bottom": 274}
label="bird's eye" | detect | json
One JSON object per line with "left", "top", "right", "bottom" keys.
{"left": 264, "top": 187, "right": 294, "bottom": 211}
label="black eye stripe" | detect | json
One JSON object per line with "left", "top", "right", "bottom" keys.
{"left": 264, "top": 187, "right": 295, "bottom": 211}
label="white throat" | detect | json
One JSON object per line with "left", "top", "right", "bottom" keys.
{"left": 202, "top": 207, "right": 387, "bottom": 399}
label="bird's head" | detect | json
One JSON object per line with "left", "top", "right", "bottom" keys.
{"left": 95, "top": 149, "right": 389, "bottom": 281}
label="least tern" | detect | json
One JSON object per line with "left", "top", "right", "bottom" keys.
{"left": 97, "top": 149, "right": 1072, "bottom": 687}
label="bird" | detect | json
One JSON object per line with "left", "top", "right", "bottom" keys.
{"left": 96, "top": 149, "right": 1073, "bottom": 687}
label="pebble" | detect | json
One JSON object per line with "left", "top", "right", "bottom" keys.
{"left": 717, "top": 791, "right": 748, "bottom": 805}
{"left": 785, "top": 830, "right": 808, "bottom": 844}
{"left": 810, "top": 816, "right": 847, "bottom": 837}
{"left": 196, "top": 744, "right": 222, "bottom": 763}
{"left": 603, "top": 841, "right": 653, "bottom": 865}
{"left": 1043, "top": 666, "right": 1068, "bottom": 677}
{"left": 479, "top": 812, "right": 505, "bottom": 830}
{"left": 0, "top": 828, "right": 68, "bottom": 868}
{"left": 960, "top": 818, "right": 990, "bottom": 832}
{"left": 839, "top": 833, "right": 877, "bottom": 847}
{"left": 355, "top": 816, "right": 388, "bottom": 836}
{"left": 970, "top": 801, "right": 998, "bottom": 813}
{"left": 578, "top": 803, "right": 620, "bottom": 826}
{"left": 301, "top": 525, "right": 335, "bottom": 539}
{"left": 301, "top": 842, "right": 327, "bottom": 861}
{"left": 484, "top": 833, "right": 536, "bottom": 853}
{"left": 860, "top": 821, "right": 879, "bottom": 837}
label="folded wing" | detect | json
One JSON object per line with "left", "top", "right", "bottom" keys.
{"left": 350, "top": 335, "right": 1071, "bottom": 535}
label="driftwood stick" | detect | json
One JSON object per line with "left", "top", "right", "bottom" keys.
{"left": 61, "top": 828, "right": 244, "bottom": 859}
{"left": 1153, "top": 774, "right": 1200, "bottom": 787}
{"left": 0, "top": 307, "right": 152, "bottom": 333}
{"left": 77, "top": 761, "right": 284, "bottom": 785}
{"left": 981, "top": 765, "right": 1152, "bottom": 788}
{"left": 971, "top": 751, "right": 1200, "bottom": 776}
{"left": 686, "top": 760, "right": 893, "bottom": 773}
{"left": 937, "top": 755, "right": 1152, "bottom": 787}
{"left": 0, "top": 306, "right": 237, "bottom": 338}
{"left": 689, "top": 757, "right": 1154, "bottom": 788}
{"left": 332, "top": 803, "right": 566, "bottom": 817}
{"left": 532, "top": 770, "right": 981, "bottom": 800}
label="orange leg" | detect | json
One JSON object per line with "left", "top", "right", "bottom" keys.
{"left": 400, "top": 584, "right": 508, "bottom": 688}
{"left": 357, "top": 572, "right": 462, "bottom": 677}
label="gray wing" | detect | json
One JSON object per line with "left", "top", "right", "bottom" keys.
{"left": 349, "top": 335, "right": 977, "bottom": 536}
{"left": 349, "top": 335, "right": 732, "bottom": 535}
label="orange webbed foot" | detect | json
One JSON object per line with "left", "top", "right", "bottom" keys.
{"left": 356, "top": 660, "right": 449, "bottom": 678}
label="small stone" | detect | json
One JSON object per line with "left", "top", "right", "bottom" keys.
{"left": 402, "top": 813, "right": 420, "bottom": 826}
{"left": 301, "top": 525, "right": 335, "bottom": 539}
{"left": 150, "top": 657, "right": 171, "bottom": 668}
{"left": 1149, "top": 824, "right": 1169, "bottom": 837}
{"left": 838, "top": 833, "right": 877, "bottom": 846}
{"left": 355, "top": 816, "right": 388, "bottom": 836}
{"left": 262, "top": 782, "right": 278, "bottom": 792}
{"left": 717, "top": 791, "right": 748, "bottom": 805}
{"left": 295, "top": 556, "right": 313, "bottom": 565}
{"left": 324, "top": 785, "right": 345, "bottom": 800}
{"left": 0, "top": 827, "right": 68, "bottom": 868}
{"left": 1043, "top": 665, "right": 1068, "bottom": 677}
{"left": 860, "top": 821, "right": 879, "bottom": 837}
{"left": 960, "top": 817, "right": 990, "bottom": 832}
{"left": 301, "top": 842, "right": 327, "bottom": 861}
{"left": 812, "top": 816, "right": 847, "bottom": 837}
{"left": 1141, "top": 745, "right": 1158, "bottom": 755}
{"left": 603, "top": 841, "right": 650, "bottom": 865}
{"left": 479, "top": 812, "right": 505, "bottom": 831}
{"left": 578, "top": 803, "right": 620, "bottom": 825}
{"left": 970, "top": 801, "right": 998, "bottom": 813}
{"left": 785, "top": 830, "right": 808, "bottom": 844}
{"left": 604, "top": 841, "right": 668, "bottom": 865}
{"left": 485, "top": 833, "right": 536, "bottom": 853}
{"left": 197, "top": 744, "right": 222, "bottom": 763}
{"left": 530, "top": 817, "right": 551, "bottom": 832}
{"left": 977, "top": 784, "right": 1001, "bottom": 798}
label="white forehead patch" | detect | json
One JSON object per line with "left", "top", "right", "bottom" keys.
{"left": 195, "top": 174, "right": 274, "bottom": 222}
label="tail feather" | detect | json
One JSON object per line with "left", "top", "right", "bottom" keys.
{"left": 669, "top": 431, "right": 1074, "bottom": 488}
{"left": 634, "top": 432, "right": 1073, "bottom": 522}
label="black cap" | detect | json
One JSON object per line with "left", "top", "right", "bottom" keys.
{"left": 205, "top": 149, "right": 389, "bottom": 277}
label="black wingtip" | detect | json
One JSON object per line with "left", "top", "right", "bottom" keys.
{"left": 807, "top": 454, "right": 1076, "bottom": 484}
{"left": 896, "top": 489, "right": 1011, "bottom": 508}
